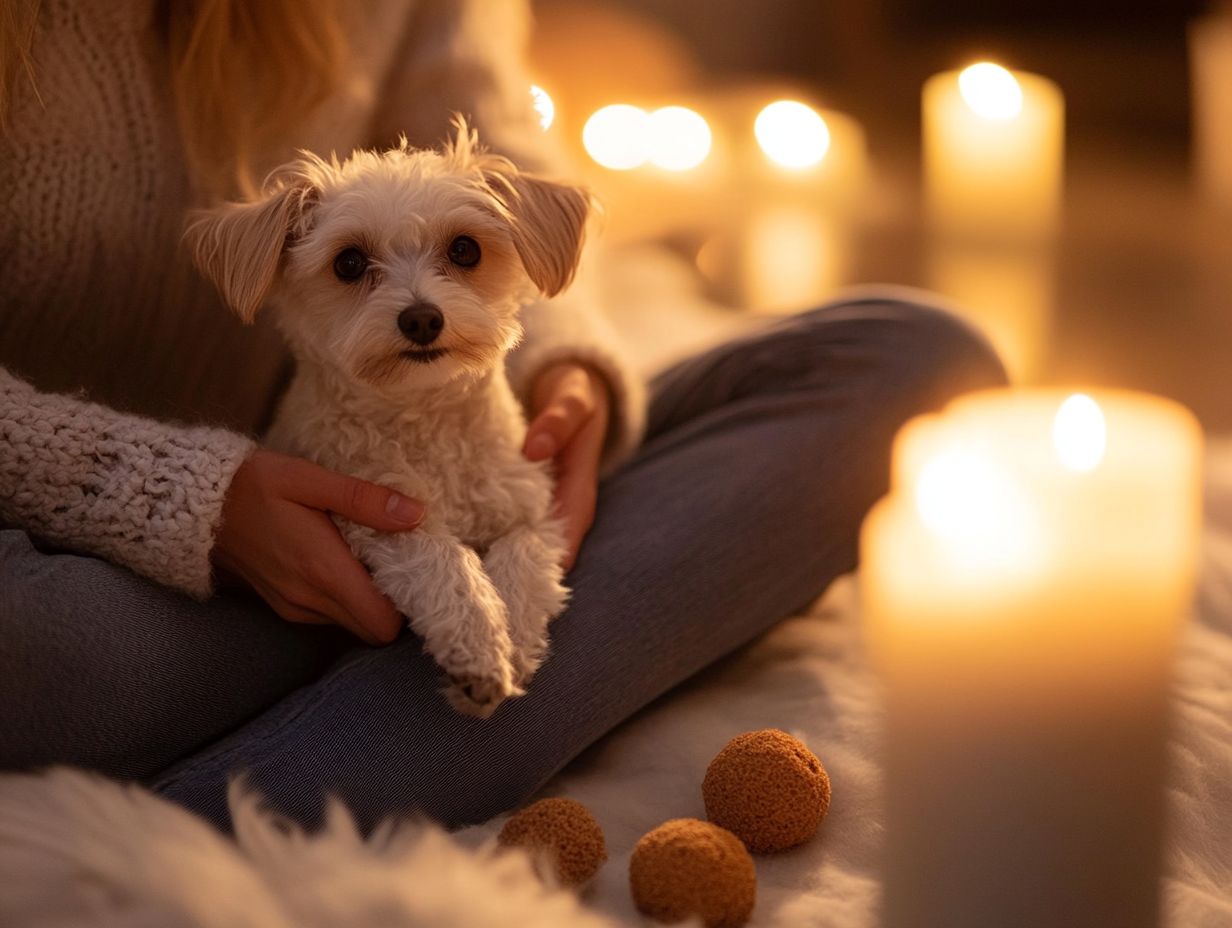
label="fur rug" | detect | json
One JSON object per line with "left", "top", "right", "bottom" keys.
{"left": 0, "top": 768, "right": 619, "bottom": 928}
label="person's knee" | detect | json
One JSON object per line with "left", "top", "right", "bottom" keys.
{"left": 876, "top": 299, "right": 1008, "bottom": 399}
{"left": 792, "top": 296, "right": 1008, "bottom": 406}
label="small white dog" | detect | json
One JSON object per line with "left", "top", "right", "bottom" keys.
{"left": 188, "top": 121, "right": 589, "bottom": 717}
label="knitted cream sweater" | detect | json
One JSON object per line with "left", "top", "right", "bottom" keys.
{"left": 0, "top": 0, "right": 644, "bottom": 599}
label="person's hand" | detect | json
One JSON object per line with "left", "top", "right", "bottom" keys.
{"left": 212, "top": 449, "right": 426, "bottom": 645}
{"left": 523, "top": 361, "right": 611, "bottom": 571}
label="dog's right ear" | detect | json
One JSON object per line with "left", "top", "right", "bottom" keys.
{"left": 185, "top": 174, "right": 318, "bottom": 323}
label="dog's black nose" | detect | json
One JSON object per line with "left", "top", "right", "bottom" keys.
{"left": 397, "top": 303, "right": 444, "bottom": 346}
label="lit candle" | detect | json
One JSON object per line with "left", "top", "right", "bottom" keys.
{"left": 923, "top": 63, "right": 1064, "bottom": 241}
{"left": 574, "top": 87, "right": 868, "bottom": 255}
{"left": 577, "top": 101, "right": 725, "bottom": 244}
{"left": 1190, "top": 11, "right": 1232, "bottom": 206}
{"left": 862, "top": 388, "right": 1202, "bottom": 928}
{"left": 750, "top": 97, "right": 868, "bottom": 204}
{"left": 693, "top": 88, "right": 868, "bottom": 311}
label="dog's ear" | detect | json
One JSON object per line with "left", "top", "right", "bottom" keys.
{"left": 487, "top": 169, "right": 592, "bottom": 298}
{"left": 185, "top": 172, "right": 318, "bottom": 323}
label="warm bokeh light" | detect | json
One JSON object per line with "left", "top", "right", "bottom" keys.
{"left": 647, "top": 106, "right": 712, "bottom": 171}
{"left": 958, "top": 62, "right": 1024, "bottom": 120}
{"left": 915, "top": 449, "right": 1004, "bottom": 542}
{"left": 530, "top": 84, "right": 555, "bottom": 131}
{"left": 912, "top": 446, "right": 1037, "bottom": 567}
{"left": 582, "top": 104, "right": 651, "bottom": 170}
{"left": 754, "top": 100, "right": 831, "bottom": 169}
{"left": 1053, "top": 393, "right": 1107, "bottom": 473}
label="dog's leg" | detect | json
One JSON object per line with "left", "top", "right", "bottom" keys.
{"left": 344, "top": 524, "right": 519, "bottom": 718}
{"left": 483, "top": 521, "right": 569, "bottom": 688}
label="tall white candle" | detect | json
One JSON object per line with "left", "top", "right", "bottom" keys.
{"left": 862, "top": 388, "right": 1202, "bottom": 928}
{"left": 923, "top": 63, "right": 1064, "bottom": 241}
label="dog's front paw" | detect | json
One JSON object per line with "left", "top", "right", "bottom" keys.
{"left": 445, "top": 668, "right": 522, "bottom": 719}
{"left": 510, "top": 641, "right": 547, "bottom": 690}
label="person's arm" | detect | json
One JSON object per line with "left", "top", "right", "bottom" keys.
{"left": 0, "top": 366, "right": 253, "bottom": 599}
{"left": 0, "top": 368, "right": 426, "bottom": 643}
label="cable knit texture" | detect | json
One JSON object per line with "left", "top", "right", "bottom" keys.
{"left": 0, "top": 370, "right": 255, "bottom": 599}
{"left": 0, "top": 0, "right": 644, "bottom": 596}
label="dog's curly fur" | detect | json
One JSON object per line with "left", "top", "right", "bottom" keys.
{"left": 188, "top": 121, "right": 590, "bottom": 716}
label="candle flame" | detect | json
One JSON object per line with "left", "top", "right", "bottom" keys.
{"left": 754, "top": 100, "right": 831, "bottom": 169}
{"left": 1053, "top": 393, "right": 1107, "bottom": 473}
{"left": 958, "top": 62, "right": 1024, "bottom": 120}
{"left": 583, "top": 104, "right": 651, "bottom": 170}
{"left": 647, "top": 106, "right": 712, "bottom": 171}
{"left": 530, "top": 85, "right": 555, "bottom": 131}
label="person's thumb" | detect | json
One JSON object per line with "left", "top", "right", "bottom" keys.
{"left": 284, "top": 457, "right": 426, "bottom": 530}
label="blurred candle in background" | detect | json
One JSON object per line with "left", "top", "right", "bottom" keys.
{"left": 923, "top": 63, "right": 1064, "bottom": 241}
{"left": 697, "top": 204, "right": 850, "bottom": 314}
{"left": 694, "top": 88, "right": 868, "bottom": 312}
{"left": 1190, "top": 9, "right": 1232, "bottom": 207}
{"left": 923, "top": 62, "right": 1064, "bottom": 381}
{"left": 862, "top": 388, "right": 1202, "bottom": 928}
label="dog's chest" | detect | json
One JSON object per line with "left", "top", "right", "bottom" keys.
{"left": 404, "top": 448, "right": 547, "bottom": 546}
{"left": 269, "top": 372, "right": 552, "bottom": 547}
{"left": 297, "top": 419, "right": 551, "bottom": 548}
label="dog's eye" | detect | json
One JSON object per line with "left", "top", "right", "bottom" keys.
{"left": 447, "top": 235, "right": 481, "bottom": 268}
{"left": 333, "top": 248, "right": 368, "bottom": 282}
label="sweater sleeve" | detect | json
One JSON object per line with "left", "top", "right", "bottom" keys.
{"left": 0, "top": 368, "right": 255, "bottom": 599}
{"left": 367, "top": 0, "right": 646, "bottom": 473}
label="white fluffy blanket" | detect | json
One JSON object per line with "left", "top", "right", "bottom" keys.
{"left": 1, "top": 252, "right": 1228, "bottom": 927}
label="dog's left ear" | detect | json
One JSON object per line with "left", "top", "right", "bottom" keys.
{"left": 489, "top": 171, "right": 591, "bottom": 298}
{"left": 185, "top": 170, "right": 319, "bottom": 323}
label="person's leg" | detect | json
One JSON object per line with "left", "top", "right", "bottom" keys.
{"left": 152, "top": 294, "right": 1007, "bottom": 831}
{"left": 0, "top": 532, "right": 351, "bottom": 778}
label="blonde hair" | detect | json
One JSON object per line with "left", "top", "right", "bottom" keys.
{"left": 1, "top": 0, "right": 349, "bottom": 198}
{"left": 0, "top": 0, "right": 41, "bottom": 126}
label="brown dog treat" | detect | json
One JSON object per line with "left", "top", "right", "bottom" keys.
{"left": 702, "top": 729, "right": 831, "bottom": 853}
{"left": 629, "top": 818, "right": 756, "bottom": 928}
{"left": 497, "top": 797, "right": 607, "bottom": 888}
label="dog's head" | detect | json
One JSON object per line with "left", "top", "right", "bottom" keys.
{"left": 187, "top": 120, "right": 591, "bottom": 391}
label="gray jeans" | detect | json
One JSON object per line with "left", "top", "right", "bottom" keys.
{"left": 0, "top": 296, "right": 1005, "bottom": 830}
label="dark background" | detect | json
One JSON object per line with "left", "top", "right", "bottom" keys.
{"left": 534, "top": 1, "right": 1232, "bottom": 429}
{"left": 605, "top": 0, "right": 1210, "bottom": 144}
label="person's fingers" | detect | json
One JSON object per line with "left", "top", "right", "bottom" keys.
{"left": 309, "top": 528, "right": 404, "bottom": 645}
{"left": 277, "top": 580, "right": 391, "bottom": 646}
{"left": 277, "top": 455, "right": 425, "bottom": 530}
{"left": 554, "top": 466, "right": 597, "bottom": 571}
{"left": 253, "top": 582, "right": 339, "bottom": 629}
{"left": 524, "top": 365, "right": 597, "bottom": 462}
{"left": 525, "top": 397, "right": 590, "bottom": 461}
{"left": 279, "top": 510, "right": 402, "bottom": 644}
{"left": 551, "top": 416, "right": 605, "bottom": 569}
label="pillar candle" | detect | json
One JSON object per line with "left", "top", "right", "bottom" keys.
{"left": 862, "top": 388, "right": 1202, "bottom": 928}
{"left": 923, "top": 63, "right": 1064, "bottom": 242}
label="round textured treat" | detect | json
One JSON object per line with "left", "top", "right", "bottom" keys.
{"left": 497, "top": 797, "right": 607, "bottom": 888}
{"left": 629, "top": 818, "right": 756, "bottom": 928}
{"left": 702, "top": 729, "right": 831, "bottom": 853}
